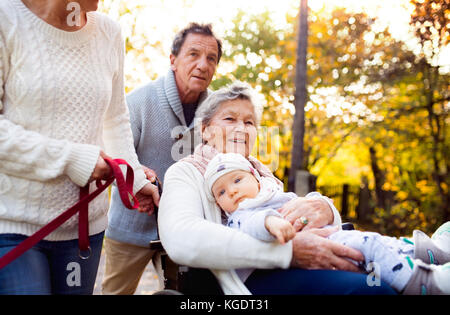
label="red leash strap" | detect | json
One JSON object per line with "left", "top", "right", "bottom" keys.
{"left": 105, "top": 158, "right": 138, "bottom": 209}
{"left": 0, "top": 158, "right": 139, "bottom": 269}
{"left": 78, "top": 185, "right": 91, "bottom": 258}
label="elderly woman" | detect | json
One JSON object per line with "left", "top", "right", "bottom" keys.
{"left": 0, "top": 0, "right": 158, "bottom": 294}
{"left": 158, "top": 82, "right": 396, "bottom": 294}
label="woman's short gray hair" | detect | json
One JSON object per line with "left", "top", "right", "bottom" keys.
{"left": 195, "top": 81, "right": 263, "bottom": 126}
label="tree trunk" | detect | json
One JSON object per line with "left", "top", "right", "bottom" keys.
{"left": 357, "top": 176, "right": 372, "bottom": 222}
{"left": 424, "top": 63, "right": 449, "bottom": 221}
{"left": 288, "top": 0, "right": 308, "bottom": 192}
{"left": 369, "top": 146, "right": 386, "bottom": 209}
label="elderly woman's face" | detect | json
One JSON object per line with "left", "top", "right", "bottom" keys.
{"left": 202, "top": 99, "right": 257, "bottom": 157}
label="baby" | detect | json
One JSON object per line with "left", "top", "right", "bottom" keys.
{"left": 204, "top": 152, "right": 450, "bottom": 295}
{"left": 209, "top": 163, "right": 295, "bottom": 244}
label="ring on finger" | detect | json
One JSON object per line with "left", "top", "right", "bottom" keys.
{"left": 300, "top": 216, "right": 308, "bottom": 225}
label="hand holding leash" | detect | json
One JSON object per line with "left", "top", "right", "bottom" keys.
{"left": 0, "top": 158, "right": 139, "bottom": 269}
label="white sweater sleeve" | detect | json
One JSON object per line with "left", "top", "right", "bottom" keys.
{"left": 101, "top": 26, "right": 148, "bottom": 194}
{"left": 0, "top": 35, "right": 99, "bottom": 187}
{"left": 158, "top": 162, "right": 293, "bottom": 270}
{"left": 228, "top": 209, "right": 281, "bottom": 242}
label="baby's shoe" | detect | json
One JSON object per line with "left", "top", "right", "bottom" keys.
{"left": 413, "top": 222, "right": 450, "bottom": 265}
{"left": 402, "top": 260, "right": 450, "bottom": 295}
{"left": 431, "top": 221, "right": 450, "bottom": 252}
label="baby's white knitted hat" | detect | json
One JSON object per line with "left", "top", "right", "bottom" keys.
{"left": 204, "top": 153, "right": 261, "bottom": 201}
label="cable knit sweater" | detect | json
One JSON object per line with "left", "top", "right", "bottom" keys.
{"left": 0, "top": 0, "right": 148, "bottom": 240}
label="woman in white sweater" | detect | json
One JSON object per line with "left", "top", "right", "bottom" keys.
{"left": 0, "top": 0, "right": 159, "bottom": 294}
{"left": 158, "top": 81, "right": 398, "bottom": 295}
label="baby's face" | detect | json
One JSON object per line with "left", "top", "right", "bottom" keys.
{"left": 211, "top": 170, "right": 260, "bottom": 213}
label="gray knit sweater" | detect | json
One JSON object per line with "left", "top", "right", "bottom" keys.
{"left": 106, "top": 70, "right": 209, "bottom": 247}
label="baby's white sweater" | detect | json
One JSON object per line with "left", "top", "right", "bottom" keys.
{"left": 0, "top": 0, "right": 147, "bottom": 240}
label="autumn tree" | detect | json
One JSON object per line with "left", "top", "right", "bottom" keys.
{"left": 214, "top": 4, "right": 448, "bottom": 234}
{"left": 409, "top": 0, "right": 449, "bottom": 221}
{"left": 288, "top": 0, "right": 308, "bottom": 193}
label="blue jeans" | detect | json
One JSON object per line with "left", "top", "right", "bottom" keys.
{"left": 245, "top": 268, "right": 397, "bottom": 295}
{"left": 0, "top": 232, "right": 104, "bottom": 295}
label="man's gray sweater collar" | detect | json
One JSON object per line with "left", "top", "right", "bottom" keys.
{"left": 160, "top": 70, "right": 210, "bottom": 129}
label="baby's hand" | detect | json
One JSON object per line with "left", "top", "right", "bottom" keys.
{"left": 265, "top": 215, "right": 296, "bottom": 244}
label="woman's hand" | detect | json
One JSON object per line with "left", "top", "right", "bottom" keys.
{"left": 290, "top": 227, "right": 364, "bottom": 272}
{"left": 279, "top": 197, "right": 333, "bottom": 231}
{"left": 89, "top": 151, "right": 112, "bottom": 182}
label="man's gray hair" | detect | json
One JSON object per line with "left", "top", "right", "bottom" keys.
{"left": 195, "top": 81, "right": 263, "bottom": 127}
{"left": 171, "top": 22, "right": 222, "bottom": 63}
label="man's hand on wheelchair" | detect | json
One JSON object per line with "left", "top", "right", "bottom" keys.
{"left": 135, "top": 166, "right": 160, "bottom": 216}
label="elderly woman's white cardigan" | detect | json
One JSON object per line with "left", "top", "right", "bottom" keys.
{"left": 158, "top": 161, "right": 342, "bottom": 295}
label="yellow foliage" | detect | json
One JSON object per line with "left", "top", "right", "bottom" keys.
{"left": 416, "top": 180, "right": 434, "bottom": 194}
{"left": 397, "top": 191, "right": 408, "bottom": 200}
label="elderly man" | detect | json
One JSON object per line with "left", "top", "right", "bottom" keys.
{"left": 102, "top": 23, "right": 221, "bottom": 295}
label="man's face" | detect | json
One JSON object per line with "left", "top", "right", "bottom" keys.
{"left": 170, "top": 33, "right": 219, "bottom": 99}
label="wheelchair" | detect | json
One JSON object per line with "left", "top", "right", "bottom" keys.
{"left": 150, "top": 222, "right": 355, "bottom": 295}
{"left": 150, "top": 179, "right": 355, "bottom": 295}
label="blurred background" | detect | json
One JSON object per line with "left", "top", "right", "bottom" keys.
{"left": 98, "top": 0, "right": 449, "bottom": 236}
